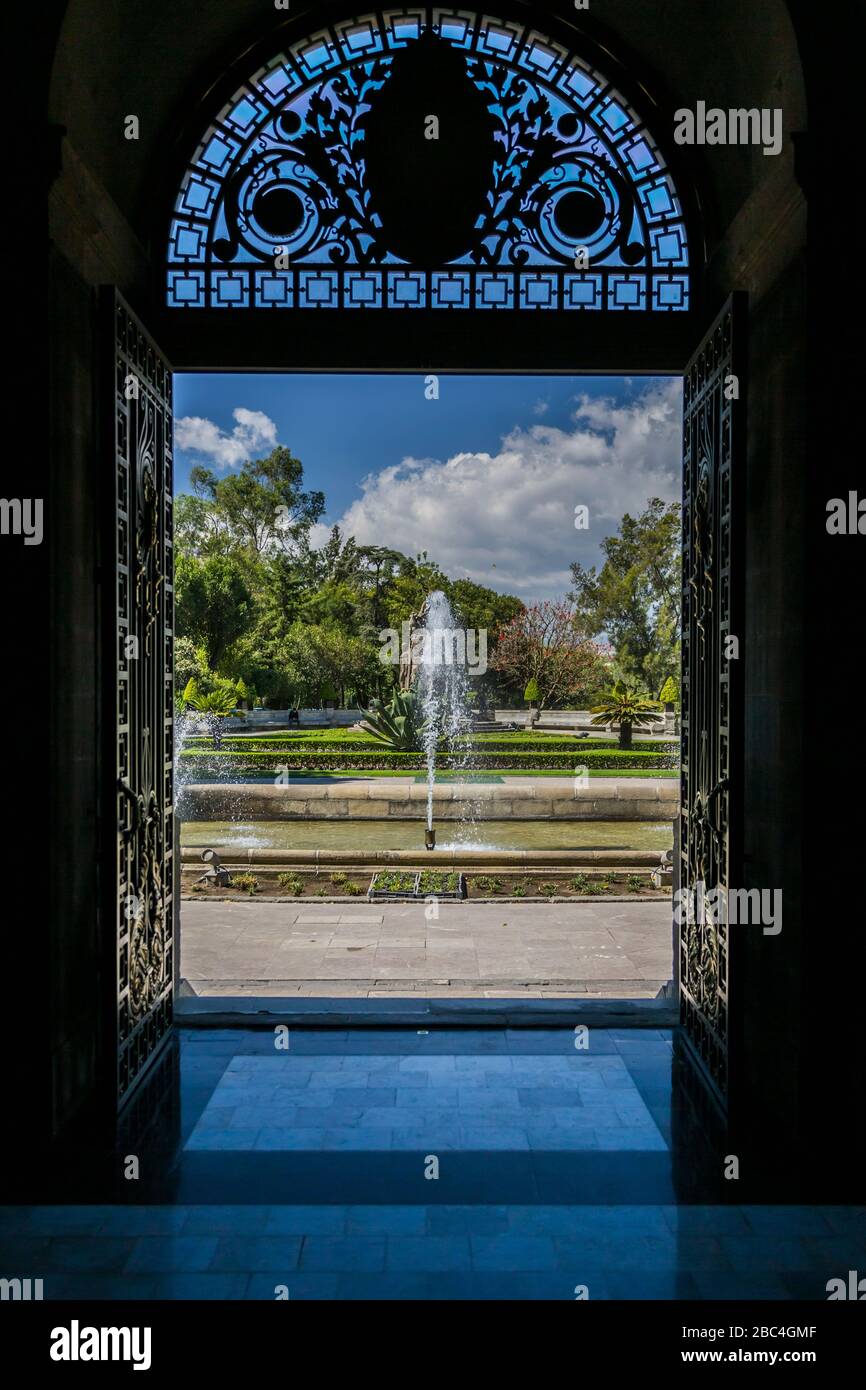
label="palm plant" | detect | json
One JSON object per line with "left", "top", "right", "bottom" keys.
{"left": 359, "top": 689, "right": 426, "bottom": 751}
{"left": 590, "top": 681, "right": 659, "bottom": 749}
{"left": 182, "top": 679, "right": 243, "bottom": 749}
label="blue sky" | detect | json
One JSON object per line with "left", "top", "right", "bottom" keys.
{"left": 174, "top": 373, "right": 681, "bottom": 603}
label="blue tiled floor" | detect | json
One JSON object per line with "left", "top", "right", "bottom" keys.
{"left": 2, "top": 1027, "right": 864, "bottom": 1300}
{"left": 2, "top": 1202, "right": 864, "bottom": 1300}
{"left": 185, "top": 1050, "right": 667, "bottom": 1152}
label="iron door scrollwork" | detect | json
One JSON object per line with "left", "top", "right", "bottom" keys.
{"left": 679, "top": 295, "right": 745, "bottom": 1108}
{"left": 106, "top": 291, "right": 175, "bottom": 1106}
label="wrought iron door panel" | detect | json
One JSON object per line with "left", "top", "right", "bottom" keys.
{"left": 679, "top": 295, "right": 745, "bottom": 1109}
{"left": 104, "top": 291, "right": 175, "bottom": 1107}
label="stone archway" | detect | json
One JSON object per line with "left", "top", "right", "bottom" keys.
{"left": 35, "top": 1, "right": 856, "bottom": 1190}
{"left": 101, "top": 7, "right": 737, "bottom": 1112}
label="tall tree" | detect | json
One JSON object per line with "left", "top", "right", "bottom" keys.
{"left": 448, "top": 578, "right": 523, "bottom": 643}
{"left": 489, "top": 601, "right": 607, "bottom": 710}
{"left": 356, "top": 545, "right": 406, "bottom": 628}
{"left": 254, "top": 551, "right": 307, "bottom": 641}
{"left": 569, "top": 497, "right": 681, "bottom": 696}
{"left": 382, "top": 552, "right": 449, "bottom": 630}
{"left": 175, "top": 553, "right": 256, "bottom": 670}
{"left": 317, "top": 526, "right": 361, "bottom": 583}
{"left": 190, "top": 446, "right": 325, "bottom": 555}
{"left": 174, "top": 492, "right": 233, "bottom": 557}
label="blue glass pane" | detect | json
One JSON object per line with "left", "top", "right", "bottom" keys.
{"left": 167, "top": 9, "right": 690, "bottom": 311}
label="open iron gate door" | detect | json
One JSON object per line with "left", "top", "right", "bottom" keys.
{"left": 101, "top": 289, "right": 177, "bottom": 1114}
{"left": 679, "top": 293, "right": 747, "bottom": 1112}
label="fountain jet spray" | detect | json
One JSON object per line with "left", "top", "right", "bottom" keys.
{"left": 416, "top": 590, "right": 474, "bottom": 844}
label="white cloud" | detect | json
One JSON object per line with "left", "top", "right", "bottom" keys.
{"left": 332, "top": 380, "right": 682, "bottom": 603}
{"left": 307, "top": 521, "right": 334, "bottom": 550}
{"left": 175, "top": 407, "right": 278, "bottom": 470}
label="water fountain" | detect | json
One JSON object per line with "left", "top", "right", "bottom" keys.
{"left": 175, "top": 701, "right": 265, "bottom": 840}
{"left": 173, "top": 704, "right": 194, "bottom": 818}
{"left": 414, "top": 589, "right": 475, "bottom": 851}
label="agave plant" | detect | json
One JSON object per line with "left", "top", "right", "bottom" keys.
{"left": 590, "top": 681, "right": 660, "bottom": 749}
{"left": 359, "top": 689, "right": 426, "bottom": 752}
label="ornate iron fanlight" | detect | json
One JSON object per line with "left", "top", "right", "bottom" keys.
{"left": 167, "top": 10, "right": 690, "bottom": 311}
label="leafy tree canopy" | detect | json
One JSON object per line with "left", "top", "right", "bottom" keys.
{"left": 569, "top": 497, "right": 680, "bottom": 697}
{"left": 172, "top": 445, "right": 678, "bottom": 715}
{"left": 175, "top": 552, "right": 256, "bottom": 670}
{"left": 190, "top": 446, "right": 325, "bottom": 555}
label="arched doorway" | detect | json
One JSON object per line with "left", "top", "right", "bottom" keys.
{"left": 35, "top": 0, "right": 861, "bottom": 1203}
{"left": 103, "top": 6, "right": 741, "bottom": 1124}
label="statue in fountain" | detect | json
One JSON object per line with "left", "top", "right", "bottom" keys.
{"left": 398, "top": 598, "right": 430, "bottom": 692}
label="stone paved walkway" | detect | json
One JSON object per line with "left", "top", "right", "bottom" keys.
{"left": 180, "top": 900, "right": 671, "bottom": 997}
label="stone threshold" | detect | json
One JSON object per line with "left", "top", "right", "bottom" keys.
{"left": 175, "top": 991, "right": 677, "bottom": 1028}
{"left": 180, "top": 978, "right": 667, "bottom": 994}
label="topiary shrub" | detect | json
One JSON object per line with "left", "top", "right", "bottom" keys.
{"left": 659, "top": 676, "right": 679, "bottom": 707}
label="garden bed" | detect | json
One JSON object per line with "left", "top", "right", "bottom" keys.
{"left": 182, "top": 868, "right": 667, "bottom": 900}
{"left": 368, "top": 869, "right": 466, "bottom": 901}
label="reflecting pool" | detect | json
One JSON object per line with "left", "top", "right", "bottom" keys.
{"left": 180, "top": 819, "right": 674, "bottom": 853}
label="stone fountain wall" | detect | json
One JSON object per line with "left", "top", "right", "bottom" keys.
{"left": 182, "top": 779, "right": 679, "bottom": 822}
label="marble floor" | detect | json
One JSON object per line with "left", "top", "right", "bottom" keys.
{"left": 2, "top": 1027, "right": 863, "bottom": 1300}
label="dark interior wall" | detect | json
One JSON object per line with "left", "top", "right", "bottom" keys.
{"left": 47, "top": 249, "right": 104, "bottom": 1133}
{"left": 738, "top": 253, "right": 808, "bottom": 1175}
{"left": 4, "top": 3, "right": 67, "bottom": 1147}
{"left": 789, "top": 0, "right": 865, "bottom": 1188}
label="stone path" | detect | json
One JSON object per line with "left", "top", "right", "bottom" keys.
{"left": 180, "top": 900, "right": 671, "bottom": 997}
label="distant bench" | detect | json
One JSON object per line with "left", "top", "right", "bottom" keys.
{"left": 221, "top": 709, "right": 363, "bottom": 732}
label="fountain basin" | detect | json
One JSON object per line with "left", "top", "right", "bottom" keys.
{"left": 181, "top": 780, "right": 679, "bottom": 822}
{"left": 180, "top": 818, "right": 672, "bottom": 855}
{"left": 180, "top": 846, "right": 667, "bottom": 869}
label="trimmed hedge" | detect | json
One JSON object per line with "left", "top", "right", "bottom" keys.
{"left": 180, "top": 747, "right": 679, "bottom": 772}
{"left": 185, "top": 736, "right": 678, "bottom": 756}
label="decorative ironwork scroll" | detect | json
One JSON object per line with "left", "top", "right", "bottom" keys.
{"left": 167, "top": 10, "right": 689, "bottom": 311}
{"left": 107, "top": 292, "right": 175, "bottom": 1105}
{"left": 679, "top": 296, "right": 745, "bottom": 1108}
